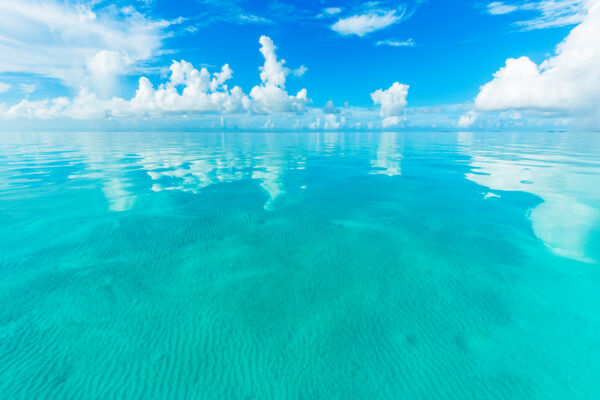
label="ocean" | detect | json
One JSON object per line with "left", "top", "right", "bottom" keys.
{"left": 1, "top": 131, "right": 599, "bottom": 399}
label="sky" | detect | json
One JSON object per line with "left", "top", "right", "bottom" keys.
{"left": 0, "top": 0, "right": 598, "bottom": 131}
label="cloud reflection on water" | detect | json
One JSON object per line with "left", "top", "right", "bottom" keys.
{"left": 458, "top": 132, "right": 600, "bottom": 262}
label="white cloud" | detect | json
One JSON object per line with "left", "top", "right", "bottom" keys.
{"left": 323, "top": 100, "right": 339, "bottom": 114}
{"left": 87, "top": 50, "right": 131, "bottom": 77}
{"left": 87, "top": 50, "right": 133, "bottom": 97}
{"left": 475, "top": 1, "right": 600, "bottom": 118}
{"left": 128, "top": 61, "right": 249, "bottom": 114}
{"left": 0, "top": 0, "right": 175, "bottom": 88}
{"left": 309, "top": 118, "right": 321, "bottom": 129}
{"left": 320, "top": 7, "right": 343, "bottom": 17}
{"left": 323, "top": 113, "right": 345, "bottom": 129}
{"left": 519, "top": 0, "right": 586, "bottom": 29}
{"left": 2, "top": 35, "right": 310, "bottom": 119}
{"left": 486, "top": 1, "right": 586, "bottom": 30}
{"left": 331, "top": 9, "right": 404, "bottom": 36}
{"left": 371, "top": 82, "right": 410, "bottom": 117}
{"left": 0, "top": 82, "right": 10, "bottom": 93}
{"left": 375, "top": 38, "right": 416, "bottom": 47}
{"left": 457, "top": 111, "right": 478, "bottom": 128}
{"left": 249, "top": 35, "right": 310, "bottom": 114}
{"left": 237, "top": 14, "right": 272, "bottom": 24}
{"left": 382, "top": 116, "right": 401, "bottom": 127}
{"left": 18, "top": 83, "right": 37, "bottom": 94}
{"left": 292, "top": 65, "right": 308, "bottom": 77}
{"left": 487, "top": 2, "right": 519, "bottom": 14}
{"left": 257, "top": 35, "right": 287, "bottom": 86}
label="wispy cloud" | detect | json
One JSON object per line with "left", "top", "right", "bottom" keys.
{"left": 19, "top": 83, "right": 37, "bottom": 94}
{"left": 0, "top": 0, "right": 179, "bottom": 91}
{"left": 323, "top": 7, "right": 343, "bottom": 16}
{"left": 487, "top": 2, "right": 519, "bottom": 15}
{"left": 0, "top": 82, "right": 10, "bottom": 93}
{"left": 189, "top": 1, "right": 424, "bottom": 34}
{"left": 376, "top": 38, "right": 416, "bottom": 47}
{"left": 331, "top": 8, "right": 405, "bottom": 37}
{"left": 317, "top": 7, "right": 344, "bottom": 18}
{"left": 237, "top": 14, "right": 273, "bottom": 24}
{"left": 485, "top": 1, "right": 587, "bottom": 30}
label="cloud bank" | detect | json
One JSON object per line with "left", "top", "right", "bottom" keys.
{"left": 2, "top": 36, "right": 310, "bottom": 120}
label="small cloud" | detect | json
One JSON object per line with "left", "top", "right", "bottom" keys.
{"left": 371, "top": 82, "right": 409, "bottom": 117}
{"left": 323, "top": 100, "right": 339, "bottom": 114}
{"left": 457, "top": 111, "right": 478, "bottom": 128}
{"left": 184, "top": 25, "right": 199, "bottom": 34}
{"left": 19, "top": 83, "right": 37, "bottom": 94}
{"left": 331, "top": 8, "right": 405, "bottom": 37}
{"left": 317, "top": 7, "right": 343, "bottom": 18}
{"left": 487, "top": 2, "right": 518, "bottom": 15}
{"left": 237, "top": 14, "right": 273, "bottom": 24}
{"left": 323, "top": 113, "right": 344, "bottom": 129}
{"left": 292, "top": 65, "right": 308, "bottom": 77}
{"left": 382, "top": 116, "right": 401, "bottom": 127}
{"left": 0, "top": 82, "right": 10, "bottom": 93}
{"left": 324, "top": 7, "right": 343, "bottom": 16}
{"left": 376, "top": 38, "right": 416, "bottom": 47}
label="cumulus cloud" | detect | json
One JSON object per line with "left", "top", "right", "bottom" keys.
{"left": 486, "top": 0, "right": 586, "bottom": 30}
{"left": 128, "top": 61, "right": 249, "bottom": 114}
{"left": 371, "top": 82, "right": 409, "bottom": 116}
{"left": 87, "top": 50, "right": 133, "bottom": 98}
{"left": 382, "top": 116, "right": 402, "bottom": 128}
{"left": 331, "top": 8, "right": 405, "bottom": 36}
{"left": 370, "top": 82, "right": 410, "bottom": 127}
{"left": 0, "top": 0, "right": 175, "bottom": 88}
{"left": 457, "top": 111, "right": 478, "bottom": 128}
{"left": 475, "top": 1, "right": 600, "bottom": 117}
{"left": 323, "top": 113, "right": 346, "bottom": 129}
{"left": 1, "top": 35, "right": 310, "bottom": 119}
{"left": 323, "top": 100, "right": 340, "bottom": 114}
{"left": 4, "top": 88, "right": 109, "bottom": 120}
{"left": 249, "top": 36, "right": 310, "bottom": 114}
{"left": 2, "top": 61, "right": 248, "bottom": 119}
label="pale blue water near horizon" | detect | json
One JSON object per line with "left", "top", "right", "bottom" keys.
{"left": 1, "top": 131, "right": 599, "bottom": 399}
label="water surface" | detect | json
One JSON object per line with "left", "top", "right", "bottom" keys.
{"left": 1, "top": 131, "right": 599, "bottom": 399}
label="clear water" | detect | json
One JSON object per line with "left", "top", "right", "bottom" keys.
{"left": 1, "top": 131, "right": 599, "bottom": 399}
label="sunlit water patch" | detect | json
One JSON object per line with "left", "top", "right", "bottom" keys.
{"left": 0, "top": 131, "right": 599, "bottom": 399}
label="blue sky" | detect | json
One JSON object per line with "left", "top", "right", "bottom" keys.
{"left": 0, "top": 0, "right": 598, "bottom": 130}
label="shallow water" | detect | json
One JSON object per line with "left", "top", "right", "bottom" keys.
{"left": 1, "top": 131, "right": 599, "bottom": 399}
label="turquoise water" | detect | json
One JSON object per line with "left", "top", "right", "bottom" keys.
{"left": 1, "top": 131, "right": 599, "bottom": 399}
